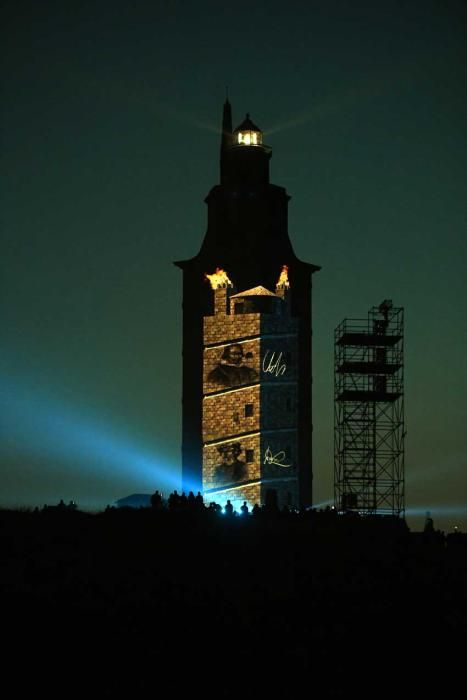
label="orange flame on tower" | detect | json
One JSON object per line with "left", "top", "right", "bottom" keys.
{"left": 205, "top": 267, "right": 233, "bottom": 289}
{"left": 277, "top": 265, "right": 290, "bottom": 288}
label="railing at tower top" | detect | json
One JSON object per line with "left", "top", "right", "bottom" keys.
{"left": 335, "top": 305, "right": 404, "bottom": 403}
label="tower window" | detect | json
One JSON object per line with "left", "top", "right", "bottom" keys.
{"left": 246, "top": 449, "right": 254, "bottom": 463}
{"left": 245, "top": 404, "right": 254, "bottom": 417}
{"left": 237, "top": 131, "right": 260, "bottom": 146}
{"left": 234, "top": 302, "right": 244, "bottom": 314}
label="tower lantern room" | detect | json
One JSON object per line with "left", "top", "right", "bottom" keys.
{"left": 234, "top": 114, "right": 263, "bottom": 147}
{"left": 220, "top": 107, "right": 271, "bottom": 188}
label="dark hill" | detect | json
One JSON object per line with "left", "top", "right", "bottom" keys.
{"left": 1, "top": 507, "right": 465, "bottom": 696}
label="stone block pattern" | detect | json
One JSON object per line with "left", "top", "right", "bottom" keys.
{"left": 204, "top": 311, "right": 298, "bottom": 347}
{"left": 204, "top": 314, "right": 261, "bottom": 346}
{"left": 203, "top": 386, "right": 259, "bottom": 442}
{"left": 203, "top": 296, "right": 300, "bottom": 507}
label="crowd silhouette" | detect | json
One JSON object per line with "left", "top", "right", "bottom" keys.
{"left": 1, "top": 493, "right": 465, "bottom": 696}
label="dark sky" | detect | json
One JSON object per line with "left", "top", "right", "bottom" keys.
{"left": 2, "top": 0, "right": 466, "bottom": 531}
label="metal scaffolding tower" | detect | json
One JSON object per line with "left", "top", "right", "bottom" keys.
{"left": 334, "top": 300, "right": 404, "bottom": 516}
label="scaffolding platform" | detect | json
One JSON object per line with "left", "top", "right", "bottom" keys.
{"left": 337, "top": 332, "right": 402, "bottom": 347}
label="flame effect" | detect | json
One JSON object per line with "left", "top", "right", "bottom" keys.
{"left": 205, "top": 268, "right": 232, "bottom": 289}
{"left": 277, "top": 265, "right": 290, "bottom": 288}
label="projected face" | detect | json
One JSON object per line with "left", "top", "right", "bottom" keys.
{"left": 225, "top": 345, "right": 243, "bottom": 364}
{"left": 208, "top": 344, "right": 258, "bottom": 388}
{"left": 215, "top": 442, "right": 247, "bottom": 484}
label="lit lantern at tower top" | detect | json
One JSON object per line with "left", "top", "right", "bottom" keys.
{"left": 234, "top": 113, "right": 263, "bottom": 147}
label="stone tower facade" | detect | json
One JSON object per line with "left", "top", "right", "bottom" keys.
{"left": 203, "top": 279, "right": 299, "bottom": 509}
{"left": 175, "top": 101, "right": 320, "bottom": 508}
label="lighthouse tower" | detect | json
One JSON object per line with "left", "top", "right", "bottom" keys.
{"left": 175, "top": 101, "right": 320, "bottom": 508}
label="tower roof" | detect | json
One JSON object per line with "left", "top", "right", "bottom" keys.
{"left": 231, "top": 285, "right": 280, "bottom": 298}
{"left": 234, "top": 113, "right": 262, "bottom": 133}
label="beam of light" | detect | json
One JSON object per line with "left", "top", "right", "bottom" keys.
{"left": 405, "top": 506, "right": 467, "bottom": 518}
{"left": 405, "top": 459, "right": 466, "bottom": 484}
{"left": 264, "top": 59, "right": 421, "bottom": 137}
{"left": 1, "top": 377, "right": 187, "bottom": 497}
{"left": 312, "top": 499, "right": 334, "bottom": 509}
{"left": 264, "top": 85, "right": 375, "bottom": 136}
{"left": 149, "top": 97, "right": 220, "bottom": 135}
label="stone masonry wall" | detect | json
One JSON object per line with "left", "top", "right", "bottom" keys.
{"left": 203, "top": 289, "right": 300, "bottom": 507}
{"left": 204, "top": 314, "right": 261, "bottom": 346}
{"left": 203, "top": 385, "right": 260, "bottom": 443}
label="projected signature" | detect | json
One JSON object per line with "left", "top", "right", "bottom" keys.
{"left": 264, "top": 446, "right": 292, "bottom": 468}
{"left": 262, "top": 350, "right": 287, "bottom": 377}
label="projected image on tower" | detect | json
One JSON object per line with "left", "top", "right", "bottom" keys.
{"left": 203, "top": 436, "right": 259, "bottom": 492}
{"left": 207, "top": 343, "right": 258, "bottom": 388}
{"left": 202, "top": 262, "right": 301, "bottom": 508}
{"left": 215, "top": 442, "right": 247, "bottom": 484}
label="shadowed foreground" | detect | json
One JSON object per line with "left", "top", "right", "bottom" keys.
{"left": 2, "top": 506, "right": 466, "bottom": 696}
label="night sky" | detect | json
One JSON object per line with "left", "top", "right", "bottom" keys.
{"left": 2, "top": 0, "right": 466, "bottom": 531}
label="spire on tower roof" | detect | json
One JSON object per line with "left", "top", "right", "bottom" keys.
{"left": 220, "top": 98, "right": 233, "bottom": 184}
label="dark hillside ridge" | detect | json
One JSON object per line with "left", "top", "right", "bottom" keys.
{"left": 2, "top": 508, "right": 466, "bottom": 696}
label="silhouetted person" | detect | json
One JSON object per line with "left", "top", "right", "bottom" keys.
{"left": 240, "top": 501, "right": 249, "bottom": 516}
{"left": 195, "top": 491, "right": 204, "bottom": 509}
{"left": 208, "top": 344, "right": 258, "bottom": 388}
{"left": 150, "top": 490, "right": 162, "bottom": 509}
{"left": 424, "top": 511, "right": 435, "bottom": 533}
{"left": 252, "top": 503, "right": 261, "bottom": 516}
{"left": 224, "top": 500, "right": 234, "bottom": 516}
{"left": 187, "top": 491, "right": 196, "bottom": 509}
{"left": 168, "top": 490, "right": 180, "bottom": 510}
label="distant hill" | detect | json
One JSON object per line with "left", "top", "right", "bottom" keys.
{"left": 114, "top": 493, "right": 151, "bottom": 508}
